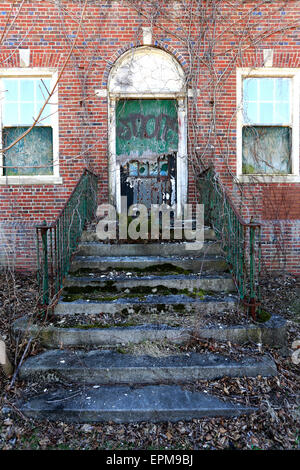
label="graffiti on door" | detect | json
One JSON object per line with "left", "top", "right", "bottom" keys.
{"left": 117, "top": 99, "right": 178, "bottom": 208}
{"left": 116, "top": 99, "right": 178, "bottom": 162}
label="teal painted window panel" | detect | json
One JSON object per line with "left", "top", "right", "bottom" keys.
{"left": 242, "top": 126, "right": 291, "bottom": 175}
{"left": 3, "top": 126, "right": 53, "bottom": 176}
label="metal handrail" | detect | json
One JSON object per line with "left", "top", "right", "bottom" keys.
{"left": 199, "top": 166, "right": 261, "bottom": 319}
{"left": 36, "top": 168, "right": 98, "bottom": 306}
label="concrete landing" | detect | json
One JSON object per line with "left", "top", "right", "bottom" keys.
{"left": 19, "top": 384, "right": 256, "bottom": 423}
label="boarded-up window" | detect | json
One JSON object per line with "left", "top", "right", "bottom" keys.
{"left": 242, "top": 77, "right": 292, "bottom": 174}
{"left": 1, "top": 77, "right": 53, "bottom": 176}
{"left": 3, "top": 127, "right": 53, "bottom": 176}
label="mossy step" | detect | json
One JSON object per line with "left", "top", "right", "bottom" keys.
{"left": 54, "top": 294, "right": 238, "bottom": 315}
{"left": 63, "top": 273, "right": 235, "bottom": 293}
{"left": 13, "top": 314, "right": 287, "bottom": 349}
{"left": 60, "top": 285, "right": 217, "bottom": 302}
{"left": 69, "top": 256, "right": 229, "bottom": 274}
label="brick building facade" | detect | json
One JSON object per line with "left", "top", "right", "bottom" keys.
{"left": 0, "top": 0, "right": 299, "bottom": 273}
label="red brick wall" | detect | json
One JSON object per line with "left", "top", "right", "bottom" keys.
{"left": 0, "top": 1, "right": 299, "bottom": 273}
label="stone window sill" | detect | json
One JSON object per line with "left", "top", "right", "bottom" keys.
{"left": 0, "top": 175, "right": 63, "bottom": 185}
{"left": 237, "top": 174, "right": 300, "bottom": 183}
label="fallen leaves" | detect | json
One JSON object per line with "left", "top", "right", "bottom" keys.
{"left": 0, "top": 272, "right": 300, "bottom": 450}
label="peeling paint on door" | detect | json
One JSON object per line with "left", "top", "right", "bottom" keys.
{"left": 117, "top": 99, "right": 178, "bottom": 208}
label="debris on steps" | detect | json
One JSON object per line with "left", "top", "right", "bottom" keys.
{"left": 12, "top": 229, "right": 285, "bottom": 423}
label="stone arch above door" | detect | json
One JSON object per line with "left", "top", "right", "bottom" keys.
{"left": 107, "top": 46, "right": 188, "bottom": 213}
{"left": 108, "top": 46, "right": 186, "bottom": 95}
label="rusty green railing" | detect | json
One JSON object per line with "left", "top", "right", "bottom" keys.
{"left": 36, "top": 168, "right": 98, "bottom": 306}
{"left": 199, "top": 167, "right": 261, "bottom": 319}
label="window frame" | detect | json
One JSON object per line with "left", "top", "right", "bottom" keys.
{"left": 236, "top": 67, "right": 300, "bottom": 183}
{"left": 0, "top": 68, "right": 61, "bottom": 185}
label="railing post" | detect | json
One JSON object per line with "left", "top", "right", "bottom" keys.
{"left": 199, "top": 166, "right": 261, "bottom": 320}
{"left": 83, "top": 173, "right": 88, "bottom": 225}
{"left": 36, "top": 227, "right": 41, "bottom": 294}
{"left": 41, "top": 221, "right": 49, "bottom": 305}
{"left": 36, "top": 169, "right": 98, "bottom": 308}
{"left": 249, "top": 223, "right": 256, "bottom": 320}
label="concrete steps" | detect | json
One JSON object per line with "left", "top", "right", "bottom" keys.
{"left": 81, "top": 227, "right": 217, "bottom": 243}
{"left": 14, "top": 314, "right": 286, "bottom": 349}
{"left": 15, "top": 230, "right": 278, "bottom": 422}
{"left": 19, "top": 349, "right": 277, "bottom": 385}
{"left": 69, "top": 255, "right": 228, "bottom": 274}
{"left": 55, "top": 294, "right": 237, "bottom": 316}
{"left": 63, "top": 273, "right": 235, "bottom": 293}
{"left": 76, "top": 241, "right": 222, "bottom": 257}
{"left": 14, "top": 318, "right": 190, "bottom": 348}
{"left": 19, "top": 385, "right": 256, "bottom": 423}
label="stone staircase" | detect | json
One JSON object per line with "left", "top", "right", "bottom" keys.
{"left": 14, "top": 227, "right": 277, "bottom": 423}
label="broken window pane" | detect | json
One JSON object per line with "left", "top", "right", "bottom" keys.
{"left": 139, "top": 163, "right": 148, "bottom": 176}
{"left": 149, "top": 162, "right": 158, "bottom": 176}
{"left": 128, "top": 162, "right": 138, "bottom": 176}
{"left": 160, "top": 160, "right": 168, "bottom": 176}
{"left": 242, "top": 126, "right": 291, "bottom": 174}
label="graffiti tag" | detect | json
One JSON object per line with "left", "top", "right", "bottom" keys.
{"left": 116, "top": 113, "right": 178, "bottom": 141}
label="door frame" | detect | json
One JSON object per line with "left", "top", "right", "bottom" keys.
{"left": 108, "top": 93, "right": 188, "bottom": 216}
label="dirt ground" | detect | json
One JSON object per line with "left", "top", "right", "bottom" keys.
{"left": 0, "top": 270, "right": 299, "bottom": 451}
